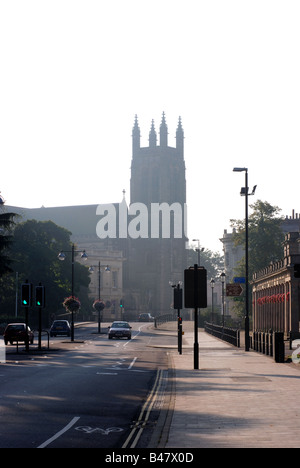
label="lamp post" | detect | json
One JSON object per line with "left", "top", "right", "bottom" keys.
{"left": 233, "top": 167, "right": 257, "bottom": 352}
{"left": 192, "top": 239, "right": 204, "bottom": 266}
{"left": 220, "top": 272, "right": 226, "bottom": 328}
{"left": 89, "top": 262, "right": 110, "bottom": 333}
{"left": 210, "top": 278, "right": 215, "bottom": 323}
{"left": 58, "top": 244, "right": 88, "bottom": 341}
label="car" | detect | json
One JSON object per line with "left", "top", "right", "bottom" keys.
{"left": 50, "top": 320, "right": 71, "bottom": 337}
{"left": 138, "top": 313, "right": 154, "bottom": 322}
{"left": 108, "top": 321, "right": 132, "bottom": 340}
{"left": 4, "top": 323, "right": 34, "bottom": 345}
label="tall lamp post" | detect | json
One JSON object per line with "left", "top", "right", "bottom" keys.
{"left": 220, "top": 272, "right": 226, "bottom": 328}
{"left": 58, "top": 245, "right": 88, "bottom": 341}
{"left": 192, "top": 239, "right": 204, "bottom": 266}
{"left": 89, "top": 262, "right": 110, "bottom": 333}
{"left": 233, "top": 167, "right": 257, "bottom": 352}
{"left": 210, "top": 278, "right": 215, "bottom": 323}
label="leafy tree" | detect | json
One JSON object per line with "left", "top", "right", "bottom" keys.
{"left": 0, "top": 220, "right": 91, "bottom": 322}
{"left": 230, "top": 200, "right": 285, "bottom": 319}
{"left": 188, "top": 247, "right": 224, "bottom": 280}
{"left": 231, "top": 200, "right": 284, "bottom": 276}
{"left": 0, "top": 211, "right": 16, "bottom": 277}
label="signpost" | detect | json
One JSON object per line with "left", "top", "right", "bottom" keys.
{"left": 184, "top": 265, "right": 207, "bottom": 370}
{"left": 226, "top": 283, "right": 243, "bottom": 297}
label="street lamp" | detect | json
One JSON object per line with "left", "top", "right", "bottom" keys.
{"left": 220, "top": 272, "right": 226, "bottom": 328}
{"left": 89, "top": 262, "right": 110, "bottom": 333}
{"left": 210, "top": 278, "right": 215, "bottom": 323}
{"left": 192, "top": 239, "right": 204, "bottom": 266}
{"left": 57, "top": 245, "right": 88, "bottom": 341}
{"left": 233, "top": 167, "right": 257, "bottom": 351}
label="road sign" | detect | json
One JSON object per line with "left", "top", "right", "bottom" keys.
{"left": 226, "top": 283, "right": 243, "bottom": 297}
{"left": 234, "top": 277, "right": 246, "bottom": 284}
{"left": 184, "top": 266, "right": 207, "bottom": 309}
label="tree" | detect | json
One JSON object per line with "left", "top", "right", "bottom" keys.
{"left": 0, "top": 220, "right": 91, "bottom": 321}
{"left": 231, "top": 200, "right": 284, "bottom": 277}
{"left": 188, "top": 247, "right": 224, "bottom": 280}
{"left": 230, "top": 200, "right": 285, "bottom": 319}
{"left": 0, "top": 211, "right": 17, "bottom": 277}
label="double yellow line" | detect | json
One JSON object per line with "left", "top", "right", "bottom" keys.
{"left": 122, "top": 369, "right": 163, "bottom": 449}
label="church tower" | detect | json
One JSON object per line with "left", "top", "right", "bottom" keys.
{"left": 130, "top": 113, "right": 186, "bottom": 206}
{"left": 127, "top": 113, "right": 187, "bottom": 316}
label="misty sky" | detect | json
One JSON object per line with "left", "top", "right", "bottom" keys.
{"left": 1, "top": 0, "right": 299, "bottom": 253}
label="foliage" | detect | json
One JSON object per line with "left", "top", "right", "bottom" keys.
{"left": 230, "top": 200, "right": 285, "bottom": 277}
{"left": 187, "top": 247, "right": 224, "bottom": 280}
{"left": 0, "top": 211, "right": 17, "bottom": 277}
{"left": 230, "top": 200, "right": 285, "bottom": 319}
{"left": 0, "top": 219, "right": 90, "bottom": 320}
{"left": 63, "top": 296, "right": 81, "bottom": 312}
{"left": 93, "top": 299, "right": 106, "bottom": 312}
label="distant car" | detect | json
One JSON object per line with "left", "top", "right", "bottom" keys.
{"left": 50, "top": 320, "right": 71, "bottom": 337}
{"left": 4, "top": 323, "right": 34, "bottom": 345}
{"left": 108, "top": 321, "right": 132, "bottom": 340}
{"left": 138, "top": 313, "right": 154, "bottom": 322}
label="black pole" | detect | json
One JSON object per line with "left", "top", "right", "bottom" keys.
{"left": 245, "top": 170, "right": 250, "bottom": 352}
{"left": 25, "top": 307, "right": 29, "bottom": 352}
{"left": 71, "top": 244, "right": 75, "bottom": 342}
{"left": 98, "top": 261, "right": 101, "bottom": 334}
{"left": 194, "top": 264, "right": 199, "bottom": 370}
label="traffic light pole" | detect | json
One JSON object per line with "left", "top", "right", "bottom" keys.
{"left": 194, "top": 264, "right": 199, "bottom": 370}
{"left": 173, "top": 284, "right": 183, "bottom": 355}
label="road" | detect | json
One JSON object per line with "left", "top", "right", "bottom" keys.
{"left": 0, "top": 322, "right": 174, "bottom": 448}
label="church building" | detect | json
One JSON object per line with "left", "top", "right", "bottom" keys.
{"left": 125, "top": 113, "right": 188, "bottom": 315}
{"left": 7, "top": 113, "right": 188, "bottom": 319}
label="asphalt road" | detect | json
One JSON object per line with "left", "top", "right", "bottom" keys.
{"left": 0, "top": 322, "right": 174, "bottom": 448}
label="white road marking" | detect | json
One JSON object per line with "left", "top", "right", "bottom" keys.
{"left": 38, "top": 416, "right": 80, "bottom": 448}
{"left": 128, "top": 357, "right": 137, "bottom": 370}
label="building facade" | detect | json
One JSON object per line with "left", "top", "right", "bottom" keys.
{"left": 251, "top": 232, "right": 300, "bottom": 336}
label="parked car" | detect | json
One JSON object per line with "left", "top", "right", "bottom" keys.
{"left": 50, "top": 320, "right": 71, "bottom": 337}
{"left": 108, "top": 321, "right": 132, "bottom": 340}
{"left": 138, "top": 313, "right": 154, "bottom": 322}
{"left": 3, "top": 323, "right": 34, "bottom": 345}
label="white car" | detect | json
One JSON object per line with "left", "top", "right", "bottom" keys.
{"left": 108, "top": 321, "right": 132, "bottom": 340}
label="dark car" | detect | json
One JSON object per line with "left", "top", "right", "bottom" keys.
{"left": 138, "top": 313, "right": 154, "bottom": 322}
{"left": 50, "top": 320, "right": 71, "bottom": 337}
{"left": 108, "top": 321, "right": 132, "bottom": 340}
{"left": 4, "top": 323, "right": 34, "bottom": 345}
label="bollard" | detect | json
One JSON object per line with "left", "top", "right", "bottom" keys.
{"left": 273, "top": 332, "right": 285, "bottom": 363}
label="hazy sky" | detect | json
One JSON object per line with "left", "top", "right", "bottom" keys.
{"left": 1, "top": 0, "right": 299, "bottom": 253}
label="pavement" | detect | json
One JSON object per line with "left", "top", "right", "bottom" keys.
{"left": 158, "top": 321, "right": 300, "bottom": 449}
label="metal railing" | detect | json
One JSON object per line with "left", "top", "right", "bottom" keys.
{"left": 204, "top": 322, "right": 240, "bottom": 348}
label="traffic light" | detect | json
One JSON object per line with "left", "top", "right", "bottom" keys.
{"left": 294, "top": 264, "right": 300, "bottom": 279}
{"left": 120, "top": 299, "right": 123, "bottom": 308}
{"left": 21, "top": 283, "right": 32, "bottom": 307}
{"left": 174, "top": 287, "right": 183, "bottom": 310}
{"left": 35, "top": 285, "right": 45, "bottom": 308}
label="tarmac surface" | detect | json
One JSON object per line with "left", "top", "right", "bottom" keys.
{"left": 160, "top": 322, "right": 300, "bottom": 449}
